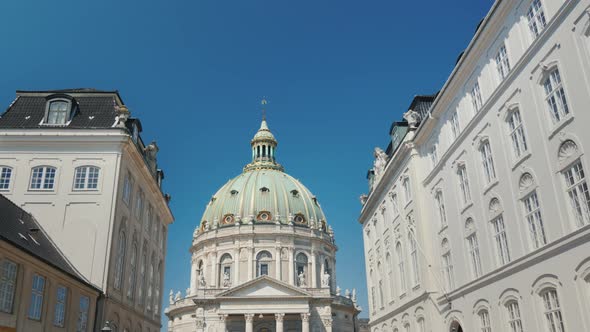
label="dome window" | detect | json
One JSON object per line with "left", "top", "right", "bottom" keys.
{"left": 257, "top": 211, "right": 272, "bottom": 222}
{"left": 222, "top": 214, "right": 235, "bottom": 225}
{"left": 290, "top": 190, "right": 299, "bottom": 197}
{"left": 294, "top": 213, "right": 306, "bottom": 224}
{"left": 312, "top": 196, "right": 319, "bottom": 205}
{"left": 230, "top": 190, "right": 239, "bottom": 196}
{"left": 260, "top": 187, "right": 270, "bottom": 193}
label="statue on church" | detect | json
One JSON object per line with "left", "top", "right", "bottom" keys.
{"left": 403, "top": 108, "right": 421, "bottom": 128}
{"left": 198, "top": 270, "right": 206, "bottom": 288}
{"left": 373, "top": 147, "right": 388, "bottom": 178}
{"left": 345, "top": 289, "right": 351, "bottom": 298}
{"left": 175, "top": 291, "right": 182, "bottom": 301}
{"left": 359, "top": 194, "right": 368, "bottom": 205}
{"left": 321, "top": 271, "right": 331, "bottom": 288}
{"left": 298, "top": 271, "right": 306, "bottom": 287}
{"left": 352, "top": 289, "right": 357, "bottom": 303}
{"left": 336, "top": 286, "right": 341, "bottom": 296}
{"left": 222, "top": 271, "right": 231, "bottom": 287}
{"left": 169, "top": 289, "right": 174, "bottom": 304}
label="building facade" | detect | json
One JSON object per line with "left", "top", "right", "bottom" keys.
{"left": 0, "top": 194, "right": 100, "bottom": 332}
{"left": 360, "top": 0, "right": 590, "bottom": 331}
{"left": 166, "top": 118, "right": 361, "bottom": 332}
{"left": 0, "top": 89, "right": 174, "bottom": 331}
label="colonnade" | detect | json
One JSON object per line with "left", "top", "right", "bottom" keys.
{"left": 217, "top": 313, "right": 313, "bottom": 332}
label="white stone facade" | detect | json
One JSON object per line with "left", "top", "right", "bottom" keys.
{"left": 0, "top": 90, "right": 174, "bottom": 331}
{"left": 360, "top": 0, "right": 590, "bottom": 331}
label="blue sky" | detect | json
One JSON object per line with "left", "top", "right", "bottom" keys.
{"left": 0, "top": 0, "right": 493, "bottom": 325}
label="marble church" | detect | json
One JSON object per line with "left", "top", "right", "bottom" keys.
{"left": 165, "top": 117, "right": 361, "bottom": 332}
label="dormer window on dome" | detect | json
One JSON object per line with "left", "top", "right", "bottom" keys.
{"left": 230, "top": 190, "right": 239, "bottom": 196}
{"left": 43, "top": 95, "right": 76, "bottom": 126}
{"left": 260, "top": 187, "right": 270, "bottom": 193}
{"left": 291, "top": 189, "right": 299, "bottom": 197}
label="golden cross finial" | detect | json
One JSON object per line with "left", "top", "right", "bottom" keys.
{"left": 261, "top": 98, "right": 268, "bottom": 120}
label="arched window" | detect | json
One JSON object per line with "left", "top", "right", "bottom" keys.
{"left": 377, "top": 262, "right": 384, "bottom": 308}
{"left": 30, "top": 166, "right": 57, "bottom": 190}
{"left": 527, "top": 0, "right": 547, "bottom": 38}
{"left": 404, "top": 323, "right": 411, "bottom": 332}
{"left": 450, "top": 111, "right": 460, "bottom": 139}
{"left": 219, "top": 254, "right": 233, "bottom": 287}
{"left": 543, "top": 68, "right": 569, "bottom": 124}
{"left": 505, "top": 300, "right": 523, "bottom": 332}
{"left": 370, "top": 269, "right": 376, "bottom": 313}
{"left": 295, "top": 253, "right": 308, "bottom": 286}
{"left": 435, "top": 191, "right": 447, "bottom": 227}
{"left": 480, "top": 140, "right": 497, "bottom": 184}
{"left": 441, "top": 239, "right": 454, "bottom": 291}
{"left": 507, "top": 109, "right": 528, "bottom": 159}
{"left": 408, "top": 230, "right": 420, "bottom": 285}
{"left": 417, "top": 318, "right": 426, "bottom": 332}
{"left": 154, "top": 261, "right": 162, "bottom": 314}
{"left": 478, "top": 309, "right": 491, "bottom": 332}
{"left": 495, "top": 43, "right": 511, "bottom": 80}
{"left": 386, "top": 252, "right": 395, "bottom": 300}
{"left": 490, "top": 198, "right": 511, "bottom": 266}
{"left": 256, "top": 251, "right": 272, "bottom": 277}
{"left": 0, "top": 166, "right": 13, "bottom": 191}
{"left": 73, "top": 166, "right": 100, "bottom": 190}
{"left": 396, "top": 243, "right": 406, "bottom": 293}
{"left": 457, "top": 164, "right": 471, "bottom": 204}
{"left": 465, "top": 218, "right": 482, "bottom": 278}
{"left": 126, "top": 240, "right": 138, "bottom": 300}
{"left": 391, "top": 193, "right": 399, "bottom": 216}
{"left": 471, "top": 80, "right": 483, "bottom": 113}
{"left": 146, "top": 257, "right": 154, "bottom": 312}
{"left": 113, "top": 230, "right": 126, "bottom": 290}
{"left": 402, "top": 178, "right": 411, "bottom": 203}
{"left": 562, "top": 156, "right": 590, "bottom": 227}
{"left": 522, "top": 185, "right": 547, "bottom": 249}
{"left": 45, "top": 100, "right": 71, "bottom": 125}
{"left": 138, "top": 248, "right": 147, "bottom": 306}
{"left": 540, "top": 288, "right": 565, "bottom": 332}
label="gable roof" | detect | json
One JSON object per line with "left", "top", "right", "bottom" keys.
{"left": 0, "top": 89, "right": 123, "bottom": 129}
{"left": 0, "top": 194, "right": 99, "bottom": 291}
{"left": 216, "top": 275, "right": 313, "bottom": 299}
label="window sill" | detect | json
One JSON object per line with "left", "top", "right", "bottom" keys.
{"left": 511, "top": 152, "right": 532, "bottom": 171}
{"left": 482, "top": 179, "right": 499, "bottom": 195}
{"left": 438, "top": 225, "right": 449, "bottom": 234}
{"left": 25, "top": 189, "right": 57, "bottom": 195}
{"left": 412, "top": 284, "right": 421, "bottom": 291}
{"left": 399, "top": 292, "right": 407, "bottom": 300}
{"left": 70, "top": 189, "right": 101, "bottom": 195}
{"left": 548, "top": 115, "right": 574, "bottom": 140}
{"left": 460, "top": 202, "right": 474, "bottom": 215}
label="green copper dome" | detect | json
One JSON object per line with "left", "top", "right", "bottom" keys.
{"left": 198, "top": 119, "right": 328, "bottom": 230}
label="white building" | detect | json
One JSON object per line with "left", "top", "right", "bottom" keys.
{"left": 360, "top": 0, "right": 590, "bottom": 331}
{"left": 165, "top": 117, "right": 361, "bottom": 332}
{"left": 0, "top": 89, "right": 174, "bottom": 332}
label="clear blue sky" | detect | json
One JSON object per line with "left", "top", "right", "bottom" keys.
{"left": 0, "top": 0, "right": 493, "bottom": 326}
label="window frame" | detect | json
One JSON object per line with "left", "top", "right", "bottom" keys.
{"left": 0, "top": 259, "right": 18, "bottom": 313}
{"left": 53, "top": 285, "right": 67, "bottom": 327}
{"left": 77, "top": 295, "right": 90, "bottom": 332}
{"left": 73, "top": 165, "right": 101, "bottom": 191}
{"left": 408, "top": 229, "right": 420, "bottom": 286}
{"left": 465, "top": 219, "right": 483, "bottom": 278}
{"left": 540, "top": 288, "right": 565, "bottom": 332}
{"left": 491, "top": 214, "right": 511, "bottom": 266}
{"left": 0, "top": 166, "right": 13, "bottom": 191}
{"left": 471, "top": 80, "right": 483, "bottom": 114}
{"left": 562, "top": 159, "right": 590, "bottom": 227}
{"left": 522, "top": 190, "right": 548, "bottom": 249}
{"left": 478, "top": 309, "right": 492, "bottom": 332}
{"left": 450, "top": 111, "right": 460, "bottom": 140}
{"left": 28, "top": 273, "right": 45, "bottom": 321}
{"left": 29, "top": 166, "right": 58, "bottom": 191}
{"left": 543, "top": 68, "right": 570, "bottom": 125}
{"left": 507, "top": 109, "right": 529, "bottom": 160}
{"left": 458, "top": 164, "right": 472, "bottom": 205}
{"left": 480, "top": 140, "right": 497, "bottom": 184}
{"left": 527, "top": 0, "right": 547, "bottom": 39}
{"left": 122, "top": 172, "right": 134, "bottom": 205}
{"left": 441, "top": 239, "right": 454, "bottom": 291}
{"left": 435, "top": 191, "right": 447, "bottom": 228}
{"left": 495, "top": 43, "right": 511, "bottom": 81}
{"left": 113, "top": 229, "right": 127, "bottom": 290}
{"left": 396, "top": 242, "right": 406, "bottom": 294}
{"left": 506, "top": 300, "right": 524, "bottom": 332}
{"left": 43, "top": 98, "right": 73, "bottom": 126}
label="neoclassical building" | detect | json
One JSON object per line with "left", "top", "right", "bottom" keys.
{"left": 360, "top": 0, "right": 590, "bottom": 331}
{"left": 166, "top": 118, "right": 361, "bottom": 332}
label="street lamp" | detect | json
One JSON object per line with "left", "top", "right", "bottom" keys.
{"left": 101, "top": 321, "right": 112, "bottom": 332}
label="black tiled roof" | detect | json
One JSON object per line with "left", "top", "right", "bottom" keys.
{"left": 408, "top": 94, "right": 437, "bottom": 121}
{"left": 0, "top": 194, "right": 97, "bottom": 290}
{"left": 0, "top": 89, "right": 122, "bottom": 129}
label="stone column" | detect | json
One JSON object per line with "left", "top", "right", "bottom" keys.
{"left": 275, "top": 313, "right": 284, "bottom": 332}
{"left": 219, "top": 314, "right": 228, "bottom": 332}
{"left": 310, "top": 251, "right": 317, "bottom": 288}
{"left": 234, "top": 249, "right": 240, "bottom": 286}
{"left": 301, "top": 313, "right": 310, "bottom": 332}
{"left": 288, "top": 247, "right": 294, "bottom": 285}
{"left": 210, "top": 252, "right": 217, "bottom": 288}
{"left": 275, "top": 246, "right": 282, "bottom": 280}
{"left": 190, "top": 259, "right": 197, "bottom": 294}
{"left": 248, "top": 247, "right": 254, "bottom": 279}
{"left": 245, "top": 314, "right": 254, "bottom": 332}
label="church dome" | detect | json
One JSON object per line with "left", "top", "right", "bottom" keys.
{"left": 198, "top": 118, "right": 328, "bottom": 230}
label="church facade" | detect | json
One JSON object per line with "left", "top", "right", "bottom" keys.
{"left": 360, "top": 0, "right": 590, "bottom": 331}
{"left": 165, "top": 118, "right": 361, "bottom": 332}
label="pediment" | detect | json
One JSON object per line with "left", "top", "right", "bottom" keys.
{"left": 217, "top": 275, "right": 311, "bottom": 298}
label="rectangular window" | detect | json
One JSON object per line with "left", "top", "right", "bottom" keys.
{"left": 442, "top": 252, "right": 454, "bottom": 291}
{"left": 471, "top": 81, "right": 483, "bottom": 113}
{"left": 458, "top": 166, "right": 472, "bottom": 204}
{"left": 0, "top": 167, "right": 12, "bottom": 191}
{"left": 527, "top": 0, "right": 547, "bottom": 38}
{"left": 409, "top": 231, "right": 420, "bottom": 285}
{"left": 136, "top": 191, "right": 144, "bottom": 221}
{"left": 74, "top": 166, "right": 100, "bottom": 190}
{"left": 480, "top": 141, "right": 497, "bottom": 184}
{"left": 430, "top": 145, "right": 438, "bottom": 168}
{"left": 492, "top": 215, "right": 511, "bottom": 265}
{"left": 563, "top": 161, "right": 590, "bottom": 226}
{"left": 523, "top": 191, "right": 547, "bottom": 249}
{"left": 435, "top": 192, "right": 447, "bottom": 227}
{"left": 123, "top": 173, "right": 133, "bottom": 205}
{"left": 0, "top": 260, "right": 18, "bottom": 313}
{"left": 479, "top": 310, "right": 492, "bottom": 332}
{"left": 467, "top": 233, "right": 483, "bottom": 278}
{"left": 508, "top": 110, "right": 528, "bottom": 159}
{"left": 507, "top": 302, "right": 524, "bottom": 332}
{"left": 28, "top": 274, "right": 45, "bottom": 320}
{"left": 542, "top": 290, "right": 565, "bottom": 332}
{"left": 260, "top": 264, "right": 268, "bottom": 276}
{"left": 544, "top": 69, "right": 569, "bottom": 124}
{"left": 30, "top": 166, "right": 56, "bottom": 190}
{"left": 53, "top": 286, "right": 67, "bottom": 327}
{"left": 496, "top": 44, "right": 511, "bottom": 80}
{"left": 450, "top": 111, "right": 460, "bottom": 140}
{"left": 403, "top": 178, "right": 412, "bottom": 203}
{"left": 77, "top": 296, "right": 90, "bottom": 332}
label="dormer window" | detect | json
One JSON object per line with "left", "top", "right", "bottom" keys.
{"left": 290, "top": 189, "right": 299, "bottom": 197}
{"left": 230, "top": 190, "right": 239, "bottom": 196}
{"left": 44, "top": 99, "right": 73, "bottom": 125}
{"left": 260, "top": 187, "right": 270, "bottom": 193}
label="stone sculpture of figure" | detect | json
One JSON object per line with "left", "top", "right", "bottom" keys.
{"left": 345, "top": 289, "right": 351, "bottom": 298}
{"left": 373, "top": 147, "right": 388, "bottom": 178}
{"left": 115, "top": 105, "right": 130, "bottom": 128}
{"left": 321, "top": 271, "right": 331, "bottom": 288}
{"left": 352, "top": 289, "right": 357, "bottom": 303}
{"left": 198, "top": 270, "right": 206, "bottom": 288}
{"left": 223, "top": 271, "right": 231, "bottom": 287}
{"left": 403, "top": 108, "right": 421, "bottom": 128}
{"left": 298, "top": 271, "right": 306, "bottom": 287}
{"left": 169, "top": 289, "right": 174, "bottom": 304}
{"left": 186, "top": 288, "right": 191, "bottom": 297}
{"left": 175, "top": 291, "right": 182, "bottom": 301}
{"left": 336, "top": 286, "right": 341, "bottom": 296}
{"left": 359, "top": 194, "right": 368, "bottom": 205}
